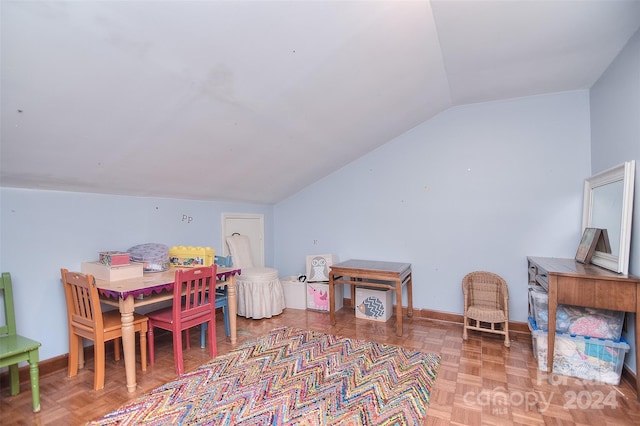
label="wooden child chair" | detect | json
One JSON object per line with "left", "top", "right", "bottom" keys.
{"left": 0, "top": 272, "right": 42, "bottom": 412}
{"left": 60, "top": 268, "right": 149, "bottom": 390}
{"left": 147, "top": 266, "right": 218, "bottom": 375}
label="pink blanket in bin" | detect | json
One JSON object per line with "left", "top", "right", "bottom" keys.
{"left": 568, "top": 315, "right": 611, "bottom": 339}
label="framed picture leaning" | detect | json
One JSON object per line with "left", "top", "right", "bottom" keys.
{"left": 575, "top": 228, "right": 604, "bottom": 264}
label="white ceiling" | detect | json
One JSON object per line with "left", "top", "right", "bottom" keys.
{"left": 2, "top": 1, "right": 639, "bottom": 204}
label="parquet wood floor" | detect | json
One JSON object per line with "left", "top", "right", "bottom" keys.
{"left": 1, "top": 308, "right": 639, "bottom": 425}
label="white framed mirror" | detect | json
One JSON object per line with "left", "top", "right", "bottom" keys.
{"left": 581, "top": 160, "right": 635, "bottom": 274}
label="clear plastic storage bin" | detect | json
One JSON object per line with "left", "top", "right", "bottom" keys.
{"left": 528, "top": 317, "right": 629, "bottom": 385}
{"left": 528, "top": 287, "right": 625, "bottom": 341}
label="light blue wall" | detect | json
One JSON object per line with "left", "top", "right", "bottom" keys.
{"left": 0, "top": 189, "right": 273, "bottom": 361}
{"left": 590, "top": 28, "right": 640, "bottom": 373}
{"left": 274, "top": 91, "right": 591, "bottom": 322}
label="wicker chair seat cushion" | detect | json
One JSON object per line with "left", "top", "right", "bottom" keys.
{"left": 466, "top": 306, "right": 507, "bottom": 323}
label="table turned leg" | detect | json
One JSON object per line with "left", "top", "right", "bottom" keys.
{"left": 227, "top": 274, "right": 238, "bottom": 344}
{"left": 118, "top": 295, "right": 137, "bottom": 393}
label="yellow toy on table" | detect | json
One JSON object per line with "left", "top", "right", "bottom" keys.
{"left": 169, "top": 246, "right": 215, "bottom": 267}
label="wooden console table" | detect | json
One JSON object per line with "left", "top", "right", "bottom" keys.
{"left": 328, "top": 259, "right": 413, "bottom": 336}
{"left": 528, "top": 256, "right": 640, "bottom": 400}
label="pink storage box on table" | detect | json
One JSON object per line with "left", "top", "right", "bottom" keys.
{"left": 99, "top": 251, "right": 130, "bottom": 266}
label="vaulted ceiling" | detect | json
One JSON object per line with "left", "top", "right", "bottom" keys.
{"left": 2, "top": 1, "right": 639, "bottom": 204}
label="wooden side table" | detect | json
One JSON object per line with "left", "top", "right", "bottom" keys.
{"left": 328, "top": 259, "right": 413, "bottom": 336}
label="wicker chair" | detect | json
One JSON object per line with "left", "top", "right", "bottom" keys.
{"left": 462, "top": 271, "right": 510, "bottom": 347}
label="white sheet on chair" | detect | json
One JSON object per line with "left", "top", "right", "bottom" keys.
{"left": 236, "top": 267, "right": 285, "bottom": 319}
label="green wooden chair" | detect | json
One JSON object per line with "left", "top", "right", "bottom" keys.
{"left": 0, "top": 272, "right": 42, "bottom": 412}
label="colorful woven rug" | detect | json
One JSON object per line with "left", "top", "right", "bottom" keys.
{"left": 88, "top": 327, "right": 440, "bottom": 425}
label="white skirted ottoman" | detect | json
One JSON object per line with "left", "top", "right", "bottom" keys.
{"left": 236, "top": 267, "right": 285, "bottom": 319}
